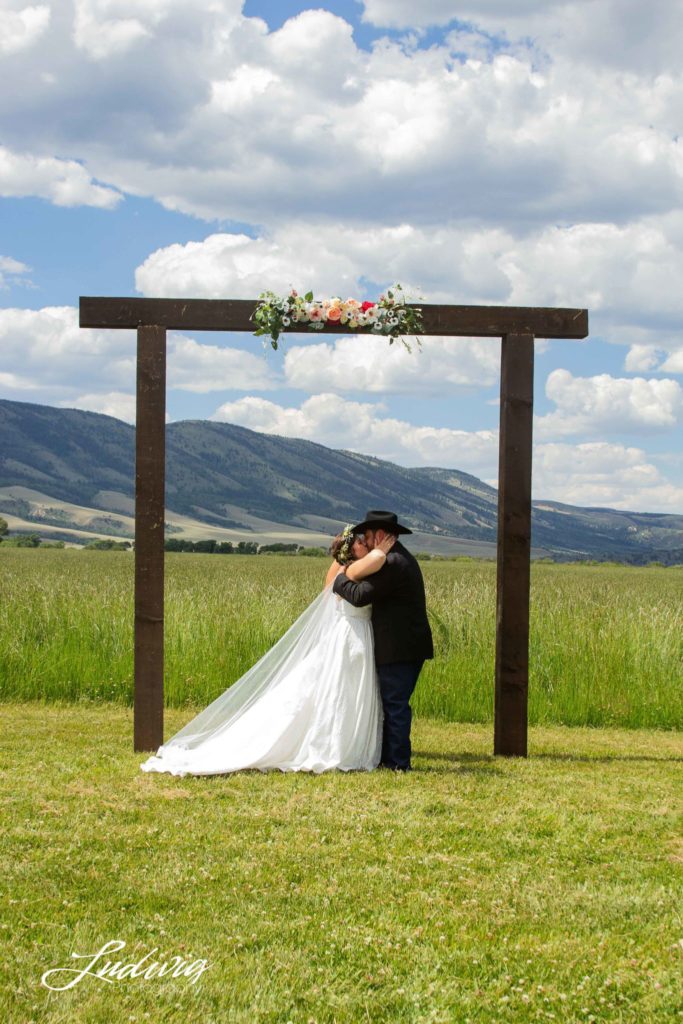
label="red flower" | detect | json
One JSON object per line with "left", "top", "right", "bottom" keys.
{"left": 361, "top": 301, "right": 375, "bottom": 311}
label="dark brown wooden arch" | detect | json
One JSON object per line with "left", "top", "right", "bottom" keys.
{"left": 80, "top": 297, "right": 588, "bottom": 757}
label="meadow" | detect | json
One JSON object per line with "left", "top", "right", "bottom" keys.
{"left": 2, "top": 706, "right": 682, "bottom": 1024}
{"left": 2, "top": 550, "right": 682, "bottom": 1023}
{"left": 0, "top": 548, "right": 681, "bottom": 729}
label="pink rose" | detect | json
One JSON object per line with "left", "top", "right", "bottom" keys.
{"left": 327, "top": 307, "right": 342, "bottom": 322}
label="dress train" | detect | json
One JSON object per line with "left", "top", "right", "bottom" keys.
{"left": 139, "top": 586, "right": 382, "bottom": 776}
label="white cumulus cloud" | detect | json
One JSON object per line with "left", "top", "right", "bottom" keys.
{"left": 167, "top": 334, "right": 278, "bottom": 392}
{"left": 536, "top": 369, "right": 683, "bottom": 438}
{"left": 659, "top": 349, "right": 683, "bottom": 373}
{"left": 209, "top": 391, "right": 683, "bottom": 513}
{"left": 624, "top": 344, "right": 668, "bottom": 373}
{"left": 210, "top": 392, "right": 499, "bottom": 471}
{"left": 3, "top": 2, "right": 683, "bottom": 227}
{"left": 283, "top": 334, "right": 500, "bottom": 395}
{"left": 0, "top": 4, "right": 50, "bottom": 55}
{"left": 58, "top": 391, "right": 138, "bottom": 423}
{"left": 361, "top": 0, "right": 683, "bottom": 74}
{"left": 0, "top": 146, "right": 121, "bottom": 208}
{"left": 0, "top": 306, "right": 136, "bottom": 390}
{"left": 135, "top": 231, "right": 361, "bottom": 299}
{"left": 0, "top": 307, "right": 277, "bottom": 405}
{"left": 0, "top": 255, "right": 32, "bottom": 289}
{"left": 531, "top": 441, "right": 683, "bottom": 513}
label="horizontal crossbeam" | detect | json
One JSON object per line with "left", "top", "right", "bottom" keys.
{"left": 80, "top": 297, "right": 588, "bottom": 338}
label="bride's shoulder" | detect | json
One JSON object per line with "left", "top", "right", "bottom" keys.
{"left": 324, "top": 559, "right": 345, "bottom": 588}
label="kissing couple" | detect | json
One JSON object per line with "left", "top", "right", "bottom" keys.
{"left": 141, "top": 510, "right": 434, "bottom": 777}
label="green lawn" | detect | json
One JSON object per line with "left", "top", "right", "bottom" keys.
{"left": 2, "top": 704, "right": 682, "bottom": 1023}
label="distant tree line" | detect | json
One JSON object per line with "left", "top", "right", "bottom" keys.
{"left": 164, "top": 539, "right": 312, "bottom": 555}
{"left": 165, "top": 539, "right": 259, "bottom": 554}
{"left": 84, "top": 539, "right": 132, "bottom": 550}
{"left": 0, "top": 515, "right": 681, "bottom": 565}
{"left": 163, "top": 539, "right": 339, "bottom": 557}
{"left": 0, "top": 532, "right": 65, "bottom": 548}
{"left": 0, "top": 524, "right": 128, "bottom": 550}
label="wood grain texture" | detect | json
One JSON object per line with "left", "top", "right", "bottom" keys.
{"left": 80, "top": 297, "right": 588, "bottom": 339}
{"left": 134, "top": 325, "right": 166, "bottom": 753}
{"left": 494, "top": 333, "right": 534, "bottom": 757}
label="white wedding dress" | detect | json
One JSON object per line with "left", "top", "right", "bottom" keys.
{"left": 140, "top": 584, "right": 382, "bottom": 776}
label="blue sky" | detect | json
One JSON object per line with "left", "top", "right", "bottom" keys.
{"left": 1, "top": 0, "right": 682, "bottom": 512}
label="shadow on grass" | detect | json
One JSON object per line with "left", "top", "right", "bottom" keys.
{"left": 413, "top": 750, "right": 502, "bottom": 775}
{"left": 414, "top": 749, "right": 683, "bottom": 767}
{"left": 531, "top": 752, "right": 683, "bottom": 764}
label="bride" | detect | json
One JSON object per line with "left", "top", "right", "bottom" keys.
{"left": 139, "top": 528, "right": 395, "bottom": 776}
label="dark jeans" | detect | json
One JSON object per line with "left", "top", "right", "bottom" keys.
{"left": 377, "top": 660, "right": 425, "bottom": 770}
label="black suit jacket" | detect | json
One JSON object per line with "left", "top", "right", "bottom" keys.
{"left": 332, "top": 540, "right": 434, "bottom": 665}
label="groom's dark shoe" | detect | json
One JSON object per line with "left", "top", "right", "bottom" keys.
{"left": 379, "top": 761, "right": 411, "bottom": 772}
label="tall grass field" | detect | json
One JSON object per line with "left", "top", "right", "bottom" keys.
{"left": 1, "top": 549, "right": 681, "bottom": 728}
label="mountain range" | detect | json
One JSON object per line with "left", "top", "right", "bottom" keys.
{"left": 1, "top": 398, "right": 682, "bottom": 563}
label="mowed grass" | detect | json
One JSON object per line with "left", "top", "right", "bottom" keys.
{"left": 1, "top": 705, "right": 682, "bottom": 1024}
{"left": 1, "top": 549, "right": 681, "bottom": 729}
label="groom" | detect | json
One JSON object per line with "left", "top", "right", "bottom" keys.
{"left": 333, "top": 510, "right": 433, "bottom": 772}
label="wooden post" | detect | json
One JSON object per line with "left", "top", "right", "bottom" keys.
{"left": 134, "top": 325, "right": 166, "bottom": 752}
{"left": 494, "top": 333, "right": 534, "bottom": 757}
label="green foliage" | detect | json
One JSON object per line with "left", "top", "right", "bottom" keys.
{"left": 0, "top": 497, "right": 30, "bottom": 518}
{"left": 14, "top": 533, "right": 41, "bottom": 547}
{"left": 84, "top": 539, "right": 131, "bottom": 550}
{"left": 193, "top": 539, "right": 217, "bottom": 554}
{"left": 0, "top": 515, "right": 8, "bottom": 536}
{"left": 297, "top": 546, "right": 328, "bottom": 557}
{"left": 258, "top": 543, "right": 302, "bottom": 554}
{"left": 215, "top": 541, "right": 235, "bottom": 554}
{"left": 164, "top": 538, "right": 260, "bottom": 555}
{"left": 165, "top": 538, "right": 194, "bottom": 552}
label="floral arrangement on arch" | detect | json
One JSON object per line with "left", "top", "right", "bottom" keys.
{"left": 251, "top": 283, "right": 423, "bottom": 350}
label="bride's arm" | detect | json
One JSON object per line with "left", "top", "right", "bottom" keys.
{"left": 324, "top": 559, "right": 344, "bottom": 588}
{"left": 344, "top": 549, "right": 385, "bottom": 581}
{"left": 345, "top": 536, "right": 396, "bottom": 581}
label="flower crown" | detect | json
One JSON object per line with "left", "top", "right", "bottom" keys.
{"left": 337, "top": 524, "right": 356, "bottom": 565}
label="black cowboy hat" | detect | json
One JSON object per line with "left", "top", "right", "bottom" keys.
{"left": 351, "top": 510, "right": 413, "bottom": 536}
